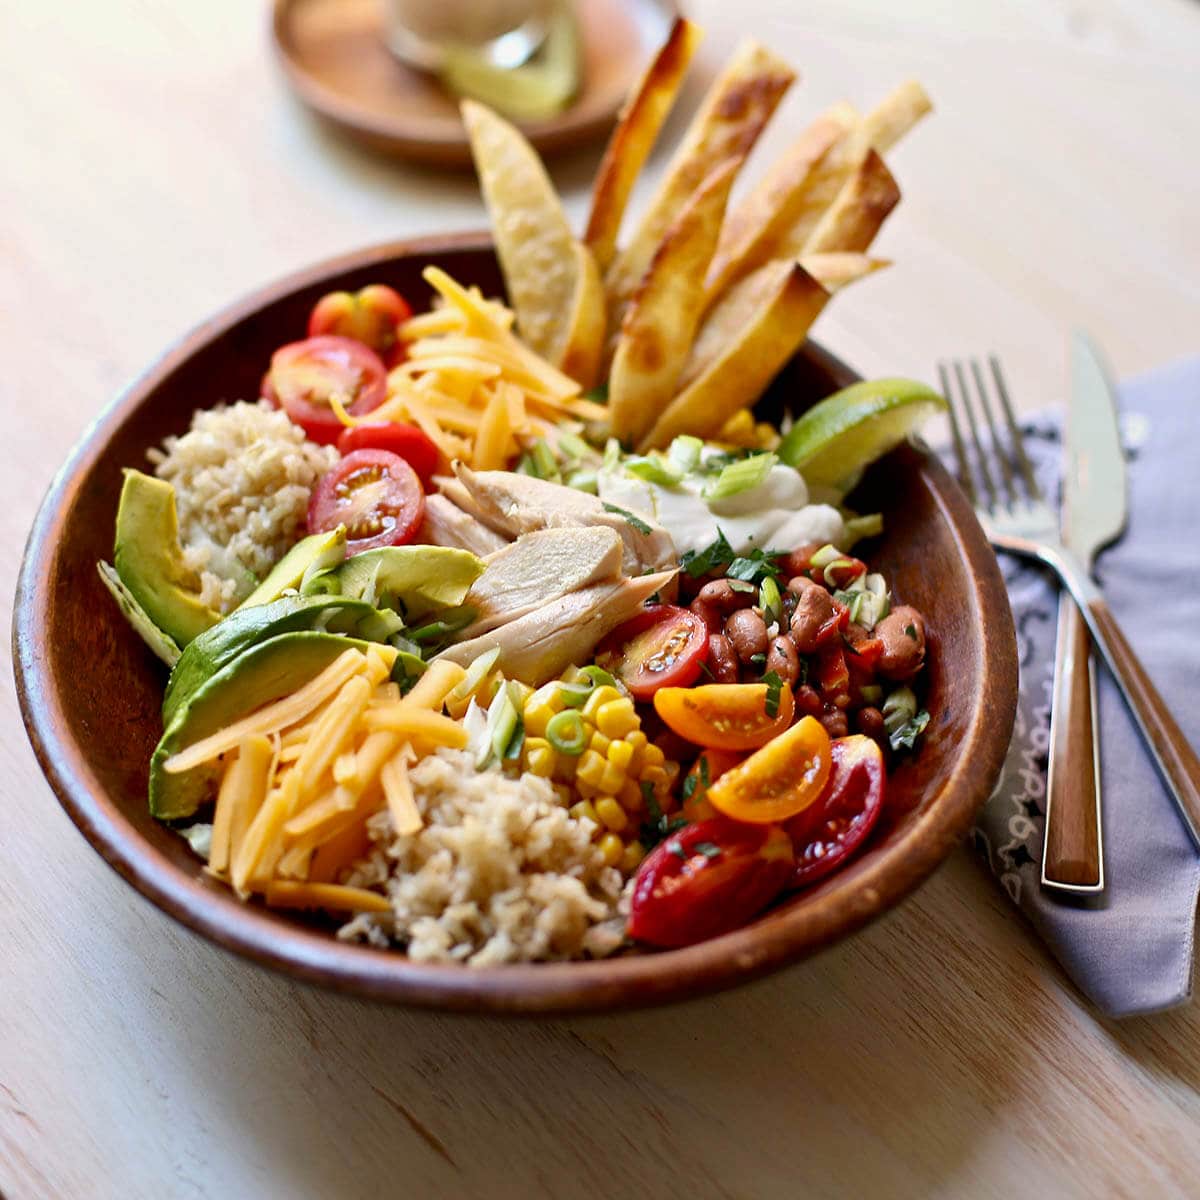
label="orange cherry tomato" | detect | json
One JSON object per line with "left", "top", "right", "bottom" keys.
{"left": 308, "top": 284, "right": 412, "bottom": 365}
{"left": 653, "top": 683, "right": 795, "bottom": 751}
{"left": 680, "top": 748, "right": 742, "bottom": 822}
{"left": 705, "top": 716, "right": 832, "bottom": 824}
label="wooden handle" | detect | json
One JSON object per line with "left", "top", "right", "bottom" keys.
{"left": 1043, "top": 597, "right": 1102, "bottom": 890}
{"left": 1088, "top": 597, "right": 1200, "bottom": 845}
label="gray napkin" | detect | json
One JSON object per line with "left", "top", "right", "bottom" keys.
{"left": 965, "top": 355, "right": 1200, "bottom": 1018}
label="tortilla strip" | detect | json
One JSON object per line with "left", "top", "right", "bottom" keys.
{"left": 557, "top": 240, "right": 606, "bottom": 389}
{"left": 584, "top": 17, "right": 702, "bottom": 273}
{"left": 638, "top": 262, "right": 829, "bottom": 450}
{"left": 702, "top": 102, "right": 856, "bottom": 304}
{"left": 800, "top": 149, "right": 900, "bottom": 255}
{"left": 798, "top": 252, "right": 891, "bottom": 292}
{"left": 608, "top": 158, "right": 739, "bottom": 443}
{"left": 603, "top": 40, "right": 796, "bottom": 344}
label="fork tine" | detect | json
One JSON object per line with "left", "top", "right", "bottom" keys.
{"left": 953, "top": 360, "right": 997, "bottom": 509}
{"left": 989, "top": 355, "right": 1043, "bottom": 501}
{"left": 938, "top": 362, "right": 977, "bottom": 506}
{"left": 970, "top": 358, "right": 1017, "bottom": 506}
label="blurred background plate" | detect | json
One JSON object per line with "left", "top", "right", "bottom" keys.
{"left": 271, "top": 0, "right": 679, "bottom": 166}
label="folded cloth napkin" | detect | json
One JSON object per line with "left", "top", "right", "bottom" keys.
{"left": 964, "top": 355, "right": 1200, "bottom": 1018}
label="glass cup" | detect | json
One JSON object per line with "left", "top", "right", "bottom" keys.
{"left": 384, "top": 0, "right": 560, "bottom": 71}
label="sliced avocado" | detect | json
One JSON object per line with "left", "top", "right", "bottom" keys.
{"left": 97, "top": 561, "right": 181, "bottom": 667}
{"left": 162, "top": 594, "right": 382, "bottom": 727}
{"left": 113, "top": 470, "right": 220, "bottom": 646}
{"left": 150, "top": 630, "right": 370, "bottom": 819}
{"left": 236, "top": 527, "right": 347, "bottom": 612}
{"left": 305, "top": 545, "right": 485, "bottom": 620}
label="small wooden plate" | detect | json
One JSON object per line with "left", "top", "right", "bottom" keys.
{"left": 14, "top": 235, "right": 1018, "bottom": 1015}
{"left": 271, "top": 0, "right": 678, "bottom": 166}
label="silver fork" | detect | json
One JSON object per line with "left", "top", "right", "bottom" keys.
{"left": 939, "top": 356, "right": 1200, "bottom": 852}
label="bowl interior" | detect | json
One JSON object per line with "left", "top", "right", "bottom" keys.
{"left": 14, "top": 234, "right": 1017, "bottom": 1013}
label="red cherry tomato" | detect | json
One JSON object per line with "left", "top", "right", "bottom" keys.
{"left": 335, "top": 422, "right": 440, "bottom": 488}
{"left": 785, "top": 735, "right": 885, "bottom": 889}
{"left": 262, "top": 335, "right": 387, "bottom": 445}
{"left": 308, "top": 284, "right": 412, "bottom": 365}
{"left": 307, "top": 449, "right": 425, "bottom": 554}
{"left": 595, "top": 605, "right": 709, "bottom": 700}
{"left": 628, "top": 818, "right": 795, "bottom": 948}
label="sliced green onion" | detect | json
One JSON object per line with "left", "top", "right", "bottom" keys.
{"left": 823, "top": 558, "right": 861, "bottom": 587}
{"left": 702, "top": 452, "right": 777, "bottom": 503}
{"left": 854, "top": 575, "right": 890, "bottom": 631}
{"left": 546, "top": 709, "right": 588, "bottom": 756}
{"left": 602, "top": 437, "right": 621, "bottom": 472}
{"left": 531, "top": 439, "right": 561, "bottom": 481}
{"left": 808, "top": 544, "right": 841, "bottom": 569}
{"left": 727, "top": 578, "right": 757, "bottom": 594}
{"left": 557, "top": 431, "right": 592, "bottom": 462}
{"left": 515, "top": 453, "right": 537, "bottom": 477}
{"left": 833, "top": 589, "right": 865, "bottom": 624}
{"left": 566, "top": 469, "right": 598, "bottom": 493}
{"left": 602, "top": 502, "right": 653, "bottom": 534}
{"left": 481, "top": 687, "right": 517, "bottom": 768}
{"left": 759, "top": 576, "right": 783, "bottom": 627}
{"left": 667, "top": 435, "right": 703, "bottom": 474}
{"left": 624, "top": 455, "right": 684, "bottom": 486}
{"left": 577, "top": 665, "right": 617, "bottom": 690}
{"left": 406, "top": 605, "right": 477, "bottom": 643}
{"left": 556, "top": 681, "right": 594, "bottom": 709}
{"left": 843, "top": 512, "right": 884, "bottom": 548}
{"left": 446, "top": 646, "right": 501, "bottom": 706}
{"left": 502, "top": 681, "right": 527, "bottom": 760}
{"left": 882, "top": 686, "right": 918, "bottom": 734}
{"left": 859, "top": 684, "right": 884, "bottom": 705}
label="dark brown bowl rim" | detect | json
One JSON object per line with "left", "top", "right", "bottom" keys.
{"left": 13, "top": 232, "right": 1018, "bottom": 1014}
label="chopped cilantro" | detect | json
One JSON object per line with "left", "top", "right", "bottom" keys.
{"left": 698, "top": 756, "right": 710, "bottom": 787}
{"left": 904, "top": 623, "right": 918, "bottom": 639}
{"left": 584, "top": 383, "right": 609, "bottom": 402}
{"left": 681, "top": 772, "right": 698, "bottom": 802}
{"left": 640, "top": 781, "right": 688, "bottom": 848}
{"left": 602, "top": 502, "right": 652, "bottom": 535}
{"left": 889, "top": 709, "right": 931, "bottom": 752}
{"left": 725, "top": 547, "right": 784, "bottom": 585}
{"left": 762, "top": 670, "right": 783, "bottom": 718}
{"left": 680, "top": 529, "right": 736, "bottom": 578}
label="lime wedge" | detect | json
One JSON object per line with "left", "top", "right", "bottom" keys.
{"left": 777, "top": 378, "right": 947, "bottom": 491}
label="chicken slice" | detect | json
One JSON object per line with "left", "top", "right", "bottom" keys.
{"left": 436, "top": 569, "right": 677, "bottom": 685}
{"left": 452, "top": 464, "right": 677, "bottom": 576}
{"left": 462, "top": 527, "right": 625, "bottom": 638}
{"left": 420, "top": 493, "right": 509, "bottom": 556}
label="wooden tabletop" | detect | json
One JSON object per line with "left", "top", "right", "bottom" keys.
{"left": 4, "top": 0, "right": 1200, "bottom": 1196}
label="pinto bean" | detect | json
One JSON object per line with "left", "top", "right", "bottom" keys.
{"left": 690, "top": 598, "right": 722, "bottom": 635}
{"left": 819, "top": 706, "right": 849, "bottom": 739}
{"left": 876, "top": 606, "right": 927, "bottom": 681}
{"left": 725, "top": 608, "right": 769, "bottom": 664}
{"left": 707, "top": 634, "right": 740, "bottom": 684}
{"left": 788, "top": 578, "right": 837, "bottom": 653}
{"left": 765, "top": 636, "right": 800, "bottom": 688}
{"left": 856, "top": 706, "right": 886, "bottom": 739}
{"left": 698, "top": 579, "right": 755, "bottom": 613}
{"left": 795, "top": 684, "right": 823, "bottom": 718}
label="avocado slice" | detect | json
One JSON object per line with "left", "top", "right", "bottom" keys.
{"left": 236, "top": 527, "right": 347, "bottom": 612}
{"left": 113, "top": 470, "right": 220, "bottom": 647}
{"left": 162, "top": 594, "right": 382, "bottom": 727}
{"left": 150, "top": 630, "right": 370, "bottom": 819}
{"left": 97, "top": 561, "right": 181, "bottom": 667}
{"left": 305, "top": 545, "right": 485, "bottom": 620}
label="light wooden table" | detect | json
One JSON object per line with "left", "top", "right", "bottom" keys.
{"left": 3, "top": 1, "right": 1199, "bottom": 1196}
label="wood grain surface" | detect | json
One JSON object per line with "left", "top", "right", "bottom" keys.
{"left": 3, "top": 0, "right": 1200, "bottom": 1196}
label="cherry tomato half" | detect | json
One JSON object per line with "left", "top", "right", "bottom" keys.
{"left": 654, "top": 683, "right": 795, "bottom": 751}
{"left": 262, "top": 335, "right": 387, "bottom": 445}
{"left": 706, "top": 716, "right": 832, "bottom": 824}
{"left": 681, "top": 748, "right": 742, "bottom": 823}
{"left": 785, "top": 735, "right": 885, "bottom": 889}
{"left": 595, "top": 605, "right": 709, "bottom": 700}
{"left": 336, "top": 422, "right": 440, "bottom": 488}
{"left": 308, "top": 284, "right": 412, "bottom": 365}
{"left": 628, "top": 818, "right": 795, "bottom": 948}
{"left": 307, "top": 448, "right": 425, "bottom": 554}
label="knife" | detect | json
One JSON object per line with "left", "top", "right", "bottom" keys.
{"left": 1041, "top": 332, "right": 1125, "bottom": 894}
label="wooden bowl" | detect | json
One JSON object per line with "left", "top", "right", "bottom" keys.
{"left": 13, "top": 234, "right": 1018, "bottom": 1014}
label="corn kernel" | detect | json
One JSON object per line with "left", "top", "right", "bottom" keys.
{"left": 553, "top": 783, "right": 574, "bottom": 806}
{"left": 641, "top": 764, "right": 668, "bottom": 788}
{"left": 606, "top": 739, "right": 634, "bottom": 772}
{"left": 575, "top": 778, "right": 598, "bottom": 798}
{"left": 599, "top": 760, "right": 626, "bottom": 796}
{"left": 526, "top": 743, "right": 557, "bottom": 777}
{"left": 596, "top": 698, "right": 638, "bottom": 739}
{"left": 619, "top": 778, "right": 644, "bottom": 812}
{"left": 628, "top": 730, "right": 648, "bottom": 752}
{"left": 643, "top": 743, "right": 666, "bottom": 769}
{"left": 594, "top": 796, "right": 628, "bottom": 833}
{"left": 582, "top": 686, "right": 623, "bottom": 721}
{"left": 589, "top": 730, "right": 611, "bottom": 756}
{"left": 620, "top": 841, "right": 647, "bottom": 873}
{"left": 575, "top": 748, "right": 607, "bottom": 790}
{"left": 524, "top": 702, "right": 556, "bottom": 739}
{"left": 597, "top": 832, "right": 624, "bottom": 867}
{"left": 570, "top": 800, "right": 599, "bottom": 825}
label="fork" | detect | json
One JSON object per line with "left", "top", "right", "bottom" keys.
{"left": 939, "top": 356, "right": 1200, "bottom": 852}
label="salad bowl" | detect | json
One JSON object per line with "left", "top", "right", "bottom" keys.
{"left": 13, "top": 233, "right": 1018, "bottom": 1013}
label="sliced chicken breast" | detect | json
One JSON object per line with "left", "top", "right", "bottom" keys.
{"left": 452, "top": 465, "right": 677, "bottom": 576}
{"left": 420, "top": 493, "right": 509, "bottom": 556}
{"left": 462, "top": 527, "right": 625, "bottom": 637}
{"left": 437, "top": 569, "right": 677, "bottom": 685}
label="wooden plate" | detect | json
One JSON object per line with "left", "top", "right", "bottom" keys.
{"left": 13, "top": 234, "right": 1018, "bottom": 1014}
{"left": 272, "top": 0, "right": 678, "bottom": 166}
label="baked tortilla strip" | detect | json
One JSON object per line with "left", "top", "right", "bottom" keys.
{"left": 608, "top": 158, "right": 739, "bottom": 443}
{"left": 557, "top": 240, "right": 606, "bottom": 389}
{"left": 800, "top": 149, "right": 900, "bottom": 255}
{"left": 584, "top": 17, "right": 703, "bottom": 274}
{"left": 603, "top": 40, "right": 796, "bottom": 344}
{"left": 638, "top": 261, "right": 829, "bottom": 450}
{"left": 798, "top": 252, "right": 891, "bottom": 292}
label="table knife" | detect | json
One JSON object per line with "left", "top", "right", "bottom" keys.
{"left": 1041, "top": 332, "right": 1126, "bottom": 894}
